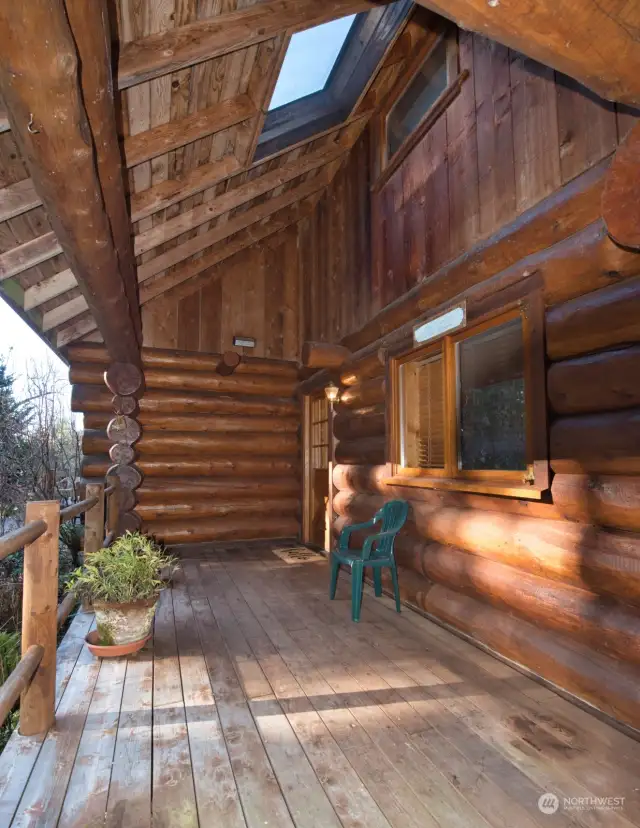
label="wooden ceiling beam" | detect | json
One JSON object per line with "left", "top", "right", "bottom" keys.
{"left": 0, "top": 0, "right": 140, "bottom": 364}
{"left": 136, "top": 166, "right": 334, "bottom": 284}
{"left": 124, "top": 94, "right": 256, "bottom": 168}
{"left": 141, "top": 199, "right": 316, "bottom": 306}
{"left": 65, "top": 0, "right": 141, "bottom": 347}
{"left": 135, "top": 138, "right": 353, "bottom": 258}
{"left": 0, "top": 178, "right": 42, "bottom": 222}
{"left": 130, "top": 154, "right": 241, "bottom": 223}
{"left": 23, "top": 268, "right": 75, "bottom": 310}
{"left": 414, "top": 0, "right": 640, "bottom": 105}
{"left": 42, "top": 294, "right": 87, "bottom": 331}
{"left": 117, "top": 0, "right": 392, "bottom": 89}
{"left": 0, "top": 232, "right": 62, "bottom": 281}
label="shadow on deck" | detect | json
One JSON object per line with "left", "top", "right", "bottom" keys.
{"left": 1, "top": 541, "right": 639, "bottom": 827}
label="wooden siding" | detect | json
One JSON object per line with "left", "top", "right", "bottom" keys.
{"left": 300, "top": 36, "right": 638, "bottom": 342}
{"left": 142, "top": 226, "right": 303, "bottom": 360}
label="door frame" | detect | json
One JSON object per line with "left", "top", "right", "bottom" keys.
{"left": 302, "top": 391, "right": 334, "bottom": 549}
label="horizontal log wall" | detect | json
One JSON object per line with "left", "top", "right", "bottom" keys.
{"left": 293, "top": 54, "right": 640, "bottom": 724}
{"left": 69, "top": 344, "right": 301, "bottom": 545}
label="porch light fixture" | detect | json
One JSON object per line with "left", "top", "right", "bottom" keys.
{"left": 233, "top": 335, "right": 256, "bottom": 348}
{"left": 324, "top": 383, "right": 340, "bottom": 405}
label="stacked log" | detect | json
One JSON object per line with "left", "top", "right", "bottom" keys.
{"left": 327, "top": 259, "right": 640, "bottom": 729}
{"left": 69, "top": 344, "right": 300, "bottom": 544}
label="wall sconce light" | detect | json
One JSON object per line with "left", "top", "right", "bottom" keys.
{"left": 324, "top": 382, "right": 340, "bottom": 405}
{"left": 233, "top": 335, "right": 256, "bottom": 348}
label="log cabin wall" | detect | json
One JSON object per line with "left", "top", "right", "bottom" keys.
{"left": 67, "top": 343, "right": 301, "bottom": 545}
{"left": 297, "top": 33, "right": 640, "bottom": 728}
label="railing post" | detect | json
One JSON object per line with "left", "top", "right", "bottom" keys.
{"left": 20, "top": 500, "right": 60, "bottom": 736}
{"left": 106, "top": 473, "right": 121, "bottom": 538}
{"left": 84, "top": 481, "right": 105, "bottom": 556}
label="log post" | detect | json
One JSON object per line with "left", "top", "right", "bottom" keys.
{"left": 20, "top": 500, "right": 60, "bottom": 736}
{"left": 83, "top": 482, "right": 105, "bottom": 556}
{"left": 0, "top": 0, "right": 140, "bottom": 364}
{"left": 105, "top": 362, "right": 143, "bottom": 533}
{"left": 215, "top": 350, "right": 241, "bottom": 376}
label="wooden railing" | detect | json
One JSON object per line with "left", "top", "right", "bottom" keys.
{"left": 0, "top": 476, "right": 121, "bottom": 736}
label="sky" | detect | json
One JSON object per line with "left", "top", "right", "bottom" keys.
{"left": 0, "top": 296, "right": 71, "bottom": 403}
{"left": 269, "top": 15, "right": 356, "bottom": 110}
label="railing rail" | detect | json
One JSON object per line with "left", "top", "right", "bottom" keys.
{"left": 0, "top": 474, "right": 122, "bottom": 735}
{"left": 0, "top": 520, "right": 47, "bottom": 562}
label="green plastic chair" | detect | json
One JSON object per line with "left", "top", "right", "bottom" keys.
{"left": 329, "top": 499, "right": 409, "bottom": 622}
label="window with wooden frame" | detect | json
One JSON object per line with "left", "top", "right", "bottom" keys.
{"left": 372, "top": 21, "right": 465, "bottom": 191}
{"left": 387, "top": 290, "right": 549, "bottom": 499}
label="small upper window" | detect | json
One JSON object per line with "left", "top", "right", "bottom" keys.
{"left": 389, "top": 291, "right": 549, "bottom": 498}
{"left": 269, "top": 16, "right": 357, "bottom": 111}
{"left": 386, "top": 36, "right": 449, "bottom": 160}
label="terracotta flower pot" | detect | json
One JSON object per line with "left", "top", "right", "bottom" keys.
{"left": 85, "top": 629, "right": 151, "bottom": 658}
{"left": 92, "top": 596, "right": 159, "bottom": 646}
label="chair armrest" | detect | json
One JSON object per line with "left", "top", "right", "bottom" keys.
{"left": 362, "top": 529, "right": 397, "bottom": 560}
{"left": 338, "top": 518, "right": 378, "bottom": 551}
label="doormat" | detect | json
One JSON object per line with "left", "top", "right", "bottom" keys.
{"left": 272, "top": 546, "right": 326, "bottom": 564}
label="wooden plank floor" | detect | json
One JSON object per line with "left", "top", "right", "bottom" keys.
{"left": 1, "top": 540, "right": 639, "bottom": 828}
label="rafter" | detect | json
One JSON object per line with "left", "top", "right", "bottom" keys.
{"left": 117, "top": 0, "right": 391, "bottom": 89}
{"left": 124, "top": 94, "right": 256, "bottom": 168}
{"left": 23, "top": 268, "right": 75, "bottom": 310}
{"left": 0, "top": 178, "right": 41, "bottom": 222}
{"left": 0, "top": 232, "right": 62, "bottom": 281}
{"left": 134, "top": 136, "right": 353, "bottom": 257}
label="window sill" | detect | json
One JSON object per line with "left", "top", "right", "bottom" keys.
{"left": 382, "top": 475, "right": 546, "bottom": 500}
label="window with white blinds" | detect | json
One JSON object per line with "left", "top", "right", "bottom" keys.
{"left": 400, "top": 353, "right": 445, "bottom": 469}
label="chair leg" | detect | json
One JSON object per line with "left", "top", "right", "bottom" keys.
{"left": 351, "top": 562, "right": 364, "bottom": 622}
{"left": 329, "top": 554, "right": 340, "bottom": 600}
{"left": 373, "top": 568, "right": 382, "bottom": 597}
{"left": 390, "top": 563, "right": 401, "bottom": 613}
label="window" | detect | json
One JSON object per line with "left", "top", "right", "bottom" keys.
{"left": 256, "top": 1, "right": 412, "bottom": 161}
{"left": 269, "top": 16, "right": 357, "bottom": 111}
{"left": 389, "top": 293, "right": 549, "bottom": 498}
{"left": 386, "top": 36, "right": 449, "bottom": 160}
{"left": 372, "top": 23, "right": 464, "bottom": 191}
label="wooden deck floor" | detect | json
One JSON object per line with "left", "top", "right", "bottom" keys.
{"left": 1, "top": 541, "right": 639, "bottom": 828}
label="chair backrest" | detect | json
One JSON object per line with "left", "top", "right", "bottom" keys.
{"left": 373, "top": 500, "right": 409, "bottom": 556}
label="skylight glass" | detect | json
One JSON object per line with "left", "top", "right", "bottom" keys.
{"left": 268, "top": 15, "right": 357, "bottom": 111}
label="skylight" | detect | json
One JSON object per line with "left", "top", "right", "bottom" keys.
{"left": 268, "top": 15, "right": 357, "bottom": 111}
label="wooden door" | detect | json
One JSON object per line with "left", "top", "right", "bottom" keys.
{"left": 303, "top": 393, "right": 331, "bottom": 548}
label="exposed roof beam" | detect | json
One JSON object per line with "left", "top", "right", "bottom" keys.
{"left": 130, "top": 154, "right": 241, "bottom": 223}
{"left": 0, "top": 232, "right": 62, "bottom": 281}
{"left": 42, "top": 294, "right": 87, "bottom": 331}
{"left": 57, "top": 314, "right": 100, "bottom": 349}
{"left": 140, "top": 199, "right": 316, "bottom": 306}
{"left": 135, "top": 138, "right": 352, "bottom": 257}
{"left": 124, "top": 94, "right": 256, "bottom": 168}
{"left": 117, "top": 0, "right": 391, "bottom": 89}
{"left": 65, "top": 0, "right": 141, "bottom": 347}
{"left": 23, "top": 267, "right": 75, "bottom": 310}
{"left": 0, "top": 0, "right": 140, "bottom": 364}
{"left": 0, "top": 178, "right": 41, "bottom": 222}
{"left": 414, "top": 0, "right": 640, "bottom": 105}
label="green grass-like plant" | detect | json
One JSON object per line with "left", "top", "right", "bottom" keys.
{"left": 66, "top": 531, "right": 175, "bottom": 605}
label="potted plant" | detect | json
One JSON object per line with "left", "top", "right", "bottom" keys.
{"left": 66, "top": 531, "right": 175, "bottom": 657}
